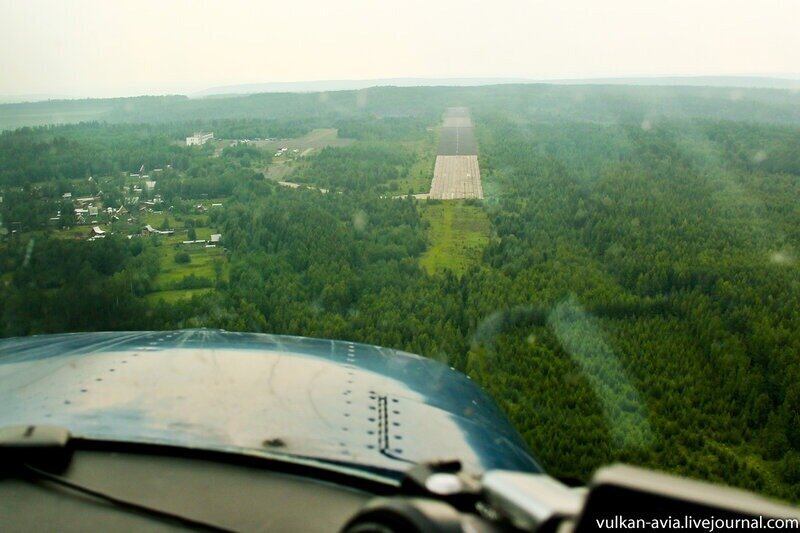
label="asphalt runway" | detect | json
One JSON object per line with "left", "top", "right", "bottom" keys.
{"left": 437, "top": 126, "right": 478, "bottom": 155}
{"left": 442, "top": 116, "right": 473, "bottom": 128}
{"left": 429, "top": 155, "right": 483, "bottom": 199}
{"left": 429, "top": 108, "right": 483, "bottom": 199}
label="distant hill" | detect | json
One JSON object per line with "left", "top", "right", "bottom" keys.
{"left": 0, "top": 95, "right": 188, "bottom": 131}
{"left": 548, "top": 76, "right": 800, "bottom": 90}
{"left": 193, "top": 78, "right": 531, "bottom": 97}
{"left": 0, "top": 94, "right": 75, "bottom": 105}
{"left": 194, "top": 76, "right": 800, "bottom": 97}
{"left": 3, "top": 83, "right": 800, "bottom": 132}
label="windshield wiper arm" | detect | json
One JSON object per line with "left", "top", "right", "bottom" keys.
{"left": 1, "top": 425, "right": 231, "bottom": 532}
{"left": 20, "top": 463, "right": 233, "bottom": 532}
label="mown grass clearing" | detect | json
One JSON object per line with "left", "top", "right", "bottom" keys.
{"left": 152, "top": 239, "right": 225, "bottom": 290}
{"left": 419, "top": 201, "right": 490, "bottom": 276}
{"left": 256, "top": 128, "right": 355, "bottom": 151}
{"left": 144, "top": 288, "right": 213, "bottom": 304}
{"left": 262, "top": 128, "right": 356, "bottom": 181}
{"left": 53, "top": 225, "right": 96, "bottom": 239}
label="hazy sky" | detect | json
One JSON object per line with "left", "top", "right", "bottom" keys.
{"left": 1, "top": 0, "right": 798, "bottom": 97}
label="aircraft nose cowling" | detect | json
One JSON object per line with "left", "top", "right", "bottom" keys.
{"left": 0, "top": 329, "right": 541, "bottom": 478}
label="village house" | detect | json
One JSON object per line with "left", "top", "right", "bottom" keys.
{"left": 88, "top": 226, "right": 106, "bottom": 240}
{"left": 143, "top": 224, "right": 174, "bottom": 236}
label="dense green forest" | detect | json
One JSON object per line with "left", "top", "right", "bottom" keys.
{"left": 289, "top": 143, "right": 416, "bottom": 191}
{"left": 1, "top": 84, "right": 800, "bottom": 502}
{"left": 4, "top": 84, "right": 800, "bottom": 132}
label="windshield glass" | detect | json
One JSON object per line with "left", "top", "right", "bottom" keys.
{"left": 1, "top": 0, "right": 799, "bottom": 503}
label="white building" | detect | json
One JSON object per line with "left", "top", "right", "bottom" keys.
{"left": 186, "top": 132, "right": 214, "bottom": 146}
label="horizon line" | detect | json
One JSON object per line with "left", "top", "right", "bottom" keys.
{"left": 2, "top": 73, "right": 800, "bottom": 105}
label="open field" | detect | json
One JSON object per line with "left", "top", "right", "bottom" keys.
{"left": 262, "top": 128, "right": 356, "bottom": 181}
{"left": 265, "top": 161, "right": 293, "bottom": 181}
{"left": 52, "top": 225, "right": 99, "bottom": 239}
{"left": 145, "top": 288, "right": 213, "bottom": 304}
{"left": 419, "top": 201, "right": 489, "bottom": 275}
{"left": 152, "top": 237, "right": 225, "bottom": 289}
{"left": 255, "top": 128, "right": 354, "bottom": 152}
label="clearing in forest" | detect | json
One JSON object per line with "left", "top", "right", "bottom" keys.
{"left": 420, "top": 201, "right": 490, "bottom": 275}
{"left": 262, "top": 128, "right": 355, "bottom": 180}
